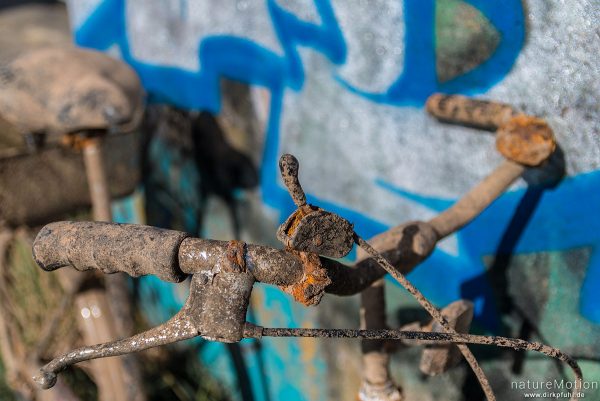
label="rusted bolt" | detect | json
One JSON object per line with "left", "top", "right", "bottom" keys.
{"left": 60, "top": 132, "right": 101, "bottom": 151}
{"left": 277, "top": 153, "right": 354, "bottom": 258}
{"left": 279, "top": 249, "right": 331, "bottom": 306}
{"left": 496, "top": 115, "right": 556, "bottom": 166}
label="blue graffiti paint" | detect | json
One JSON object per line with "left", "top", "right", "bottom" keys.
{"left": 376, "top": 0, "right": 439, "bottom": 103}
{"left": 74, "top": 0, "right": 345, "bottom": 110}
{"left": 337, "top": 0, "right": 525, "bottom": 105}
{"left": 376, "top": 169, "right": 600, "bottom": 326}
{"left": 74, "top": 0, "right": 523, "bottom": 106}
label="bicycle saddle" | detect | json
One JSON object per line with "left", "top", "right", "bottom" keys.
{"left": 0, "top": 47, "right": 144, "bottom": 142}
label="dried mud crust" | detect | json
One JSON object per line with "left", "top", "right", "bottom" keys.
{"left": 33, "top": 221, "right": 190, "bottom": 283}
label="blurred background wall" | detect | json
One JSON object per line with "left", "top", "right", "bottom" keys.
{"left": 5, "top": 1, "right": 599, "bottom": 400}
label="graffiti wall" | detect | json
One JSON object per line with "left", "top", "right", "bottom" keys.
{"left": 68, "top": 1, "right": 600, "bottom": 400}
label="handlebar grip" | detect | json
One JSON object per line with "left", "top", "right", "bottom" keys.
{"left": 33, "top": 221, "right": 190, "bottom": 282}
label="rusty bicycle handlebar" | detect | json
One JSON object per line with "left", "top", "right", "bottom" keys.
{"left": 32, "top": 219, "right": 438, "bottom": 299}
{"left": 31, "top": 95, "right": 582, "bottom": 401}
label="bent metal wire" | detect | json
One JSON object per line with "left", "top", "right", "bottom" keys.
{"left": 31, "top": 95, "right": 579, "bottom": 401}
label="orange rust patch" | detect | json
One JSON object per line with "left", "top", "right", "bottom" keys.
{"left": 61, "top": 133, "right": 87, "bottom": 150}
{"left": 61, "top": 134, "right": 104, "bottom": 151}
{"left": 224, "top": 240, "right": 246, "bottom": 273}
{"left": 496, "top": 114, "right": 556, "bottom": 166}
{"left": 286, "top": 208, "right": 306, "bottom": 236}
{"left": 285, "top": 205, "right": 316, "bottom": 236}
{"left": 280, "top": 249, "right": 331, "bottom": 306}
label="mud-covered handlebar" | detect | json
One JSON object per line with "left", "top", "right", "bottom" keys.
{"left": 33, "top": 220, "right": 313, "bottom": 288}
{"left": 32, "top": 219, "right": 442, "bottom": 300}
{"left": 33, "top": 221, "right": 190, "bottom": 282}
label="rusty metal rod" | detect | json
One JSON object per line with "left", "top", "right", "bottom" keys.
{"left": 82, "top": 138, "right": 112, "bottom": 222}
{"left": 325, "top": 162, "right": 527, "bottom": 296}
{"left": 33, "top": 219, "right": 432, "bottom": 299}
{"left": 428, "top": 160, "right": 525, "bottom": 239}
{"left": 279, "top": 153, "right": 307, "bottom": 207}
{"left": 331, "top": 112, "right": 556, "bottom": 295}
{"left": 81, "top": 137, "right": 144, "bottom": 401}
{"left": 359, "top": 279, "right": 400, "bottom": 401}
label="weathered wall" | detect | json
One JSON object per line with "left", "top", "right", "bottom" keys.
{"left": 67, "top": 1, "right": 600, "bottom": 400}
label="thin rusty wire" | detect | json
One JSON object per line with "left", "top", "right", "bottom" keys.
{"left": 248, "top": 325, "right": 582, "bottom": 382}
